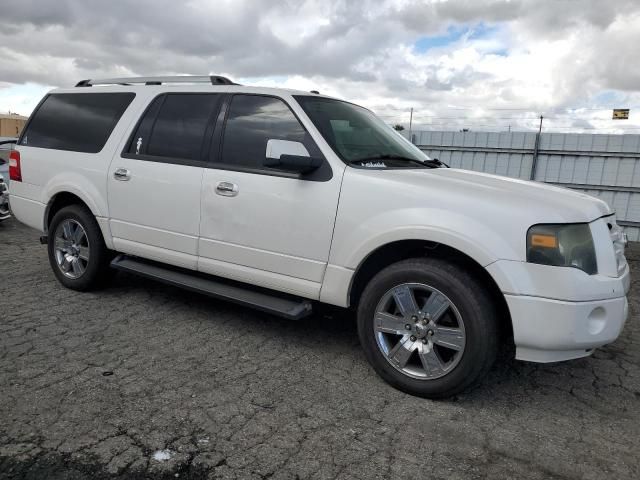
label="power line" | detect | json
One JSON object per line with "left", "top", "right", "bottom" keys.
{"left": 410, "top": 115, "right": 555, "bottom": 120}
{"left": 423, "top": 106, "right": 640, "bottom": 112}
{"left": 542, "top": 125, "right": 640, "bottom": 130}
{"left": 378, "top": 107, "right": 640, "bottom": 132}
{"left": 379, "top": 113, "right": 638, "bottom": 123}
{"left": 377, "top": 106, "right": 639, "bottom": 116}
{"left": 408, "top": 122, "right": 640, "bottom": 131}
{"left": 413, "top": 122, "right": 640, "bottom": 129}
{"left": 444, "top": 107, "right": 541, "bottom": 111}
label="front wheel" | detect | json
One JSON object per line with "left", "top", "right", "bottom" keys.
{"left": 357, "top": 258, "right": 499, "bottom": 398}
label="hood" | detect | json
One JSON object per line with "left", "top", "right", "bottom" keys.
{"left": 384, "top": 167, "right": 612, "bottom": 224}
{"left": 337, "top": 166, "right": 614, "bottom": 265}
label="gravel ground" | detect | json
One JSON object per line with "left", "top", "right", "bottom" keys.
{"left": 1, "top": 216, "right": 639, "bottom": 479}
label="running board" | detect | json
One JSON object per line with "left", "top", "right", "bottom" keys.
{"left": 110, "top": 255, "right": 313, "bottom": 320}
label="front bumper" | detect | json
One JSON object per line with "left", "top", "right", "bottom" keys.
{"left": 488, "top": 260, "right": 630, "bottom": 363}
{"left": 505, "top": 293, "right": 628, "bottom": 362}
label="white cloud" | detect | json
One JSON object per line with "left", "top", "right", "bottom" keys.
{"left": 0, "top": 0, "right": 639, "bottom": 133}
{"left": 0, "top": 83, "right": 51, "bottom": 116}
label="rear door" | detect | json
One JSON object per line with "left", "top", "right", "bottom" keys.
{"left": 108, "top": 93, "right": 222, "bottom": 269}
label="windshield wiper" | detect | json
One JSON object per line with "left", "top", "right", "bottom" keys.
{"left": 349, "top": 154, "right": 435, "bottom": 168}
{"left": 423, "top": 158, "right": 449, "bottom": 168}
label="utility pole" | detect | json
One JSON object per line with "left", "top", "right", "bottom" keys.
{"left": 530, "top": 115, "right": 544, "bottom": 180}
{"left": 538, "top": 115, "right": 544, "bottom": 136}
{"left": 409, "top": 108, "right": 414, "bottom": 143}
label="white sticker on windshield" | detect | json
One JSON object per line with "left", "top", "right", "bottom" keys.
{"left": 362, "top": 161, "right": 386, "bottom": 168}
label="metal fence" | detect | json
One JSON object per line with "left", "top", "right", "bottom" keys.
{"left": 408, "top": 131, "right": 640, "bottom": 241}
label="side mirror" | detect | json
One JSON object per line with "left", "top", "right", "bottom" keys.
{"left": 264, "top": 139, "right": 322, "bottom": 174}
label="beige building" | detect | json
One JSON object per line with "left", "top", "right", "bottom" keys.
{"left": 0, "top": 113, "right": 28, "bottom": 137}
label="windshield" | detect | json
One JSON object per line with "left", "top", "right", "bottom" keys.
{"left": 294, "top": 96, "right": 429, "bottom": 167}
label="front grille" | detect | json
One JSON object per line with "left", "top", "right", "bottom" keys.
{"left": 608, "top": 220, "right": 628, "bottom": 276}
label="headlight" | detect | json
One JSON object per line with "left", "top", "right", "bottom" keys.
{"left": 526, "top": 224, "right": 597, "bottom": 274}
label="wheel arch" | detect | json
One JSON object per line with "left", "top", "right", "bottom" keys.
{"left": 44, "top": 190, "right": 113, "bottom": 250}
{"left": 41, "top": 171, "right": 108, "bottom": 228}
{"left": 44, "top": 191, "right": 95, "bottom": 232}
{"left": 347, "top": 239, "right": 513, "bottom": 345}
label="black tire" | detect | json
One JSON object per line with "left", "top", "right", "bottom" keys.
{"left": 357, "top": 258, "right": 499, "bottom": 399}
{"left": 47, "top": 204, "right": 112, "bottom": 291}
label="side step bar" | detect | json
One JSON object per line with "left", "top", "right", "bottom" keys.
{"left": 110, "top": 255, "right": 313, "bottom": 320}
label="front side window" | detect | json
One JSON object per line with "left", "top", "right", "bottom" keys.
{"left": 294, "top": 96, "right": 429, "bottom": 168}
{"left": 130, "top": 94, "right": 220, "bottom": 161}
{"left": 20, "top": 93, "right": 135, "bottom": 153}
{"left": 220, "top": 95, "right": 310, "bottom": 169}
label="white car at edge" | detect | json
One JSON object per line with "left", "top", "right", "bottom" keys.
{"left": 8, "top": 76, "right": 630, "bottom": 398}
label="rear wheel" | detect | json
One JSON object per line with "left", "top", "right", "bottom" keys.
{"left": 357, "top": 258, "right": 499, "bottom": 398}
{"left": 48, "top": 204, "right": 111, "bottom": 291}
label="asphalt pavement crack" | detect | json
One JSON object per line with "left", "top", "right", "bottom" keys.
{"left": 1, "top": 217, "right": 639, "bottom": 479}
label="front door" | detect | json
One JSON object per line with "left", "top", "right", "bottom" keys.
{"left": 199, "top": 94, "right": 343, "bottom": 298}
{"left": 108, "top": 93, "right": 221, "bottom": 269}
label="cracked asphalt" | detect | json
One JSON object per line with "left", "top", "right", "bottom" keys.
{"left": 1, "top": 217, "right": 639, "bottom": 480}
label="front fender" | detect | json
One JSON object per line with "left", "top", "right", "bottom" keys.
{"left": 330, "top": 207, "right": 519, "bottom": 270}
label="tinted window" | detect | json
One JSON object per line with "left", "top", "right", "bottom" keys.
{"left": 21, "top": 93, "right": 134, "bottom": 153}
{"left": 133, "top": 94, "right": 219, "bottom": 161}
{"left": 220, "top": 95, "right": 308, "bottom": 169}
{"left": 126, "top": 96, "right": 164, "bottom": 156}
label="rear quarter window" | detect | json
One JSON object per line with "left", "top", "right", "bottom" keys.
{"left": 20, "top": 92, "right": 135, "bottom": 153}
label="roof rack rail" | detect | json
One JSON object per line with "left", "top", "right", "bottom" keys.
{"left": 75, "top": 75, "right": 238, "bottom": 87}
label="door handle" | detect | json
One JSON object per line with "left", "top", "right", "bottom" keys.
{"left": 113, "top": 168, "right": 131, "bottom": 181}
{"left": 215, "top": 181, "right": 239, "bottom": 197}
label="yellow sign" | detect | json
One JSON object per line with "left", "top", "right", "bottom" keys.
{"left": 612, "top": 109, "right": 630, "bottom": 120}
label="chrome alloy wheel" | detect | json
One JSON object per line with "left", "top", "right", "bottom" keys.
{"left": 53, "top": 219, "right": 91, "bottom": 279}
{"left": 374, "top": 283, "right": 466, "bottom": 380}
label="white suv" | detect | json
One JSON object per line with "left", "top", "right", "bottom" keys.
{"left": 9, "top": 76, "right": 630, "bottom": 398}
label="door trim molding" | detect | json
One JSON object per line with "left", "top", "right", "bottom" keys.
{"left": 198, "top": 256, "right": 321, "bottom": 300}
{"left": 198, "top": 237, "right": 326, "bottom": 283}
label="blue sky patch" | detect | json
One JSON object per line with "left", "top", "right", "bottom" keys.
{"left": 414, "top": 22, "right": 504, "bottom": 53}
{"left": 414, "top": 26, "right": 467, "bottom": 52}
{"left": 592, "top": 90, "right": 625, "bottom": 106}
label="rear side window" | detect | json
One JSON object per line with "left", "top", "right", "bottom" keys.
{"left": 220, "top": 95, "right": 309, "bottom": 169}
{"left": 20, "top": 93, "right": 134, "bottom": 153}
{"left": 128, "top": 94, "right": 220, "bottom": 161}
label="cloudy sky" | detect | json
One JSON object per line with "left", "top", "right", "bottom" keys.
{"left": 1, "top": 0, "right": 640, "bottom": 133}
